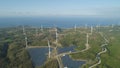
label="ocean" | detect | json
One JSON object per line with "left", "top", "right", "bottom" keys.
{"left": 0, "top": 16, "right": 119, "bottom": 28}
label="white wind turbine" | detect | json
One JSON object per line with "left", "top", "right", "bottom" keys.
{"left": 35, "top": 27, "right": 38, "bottom": 36}
{"left": 86, "top": 33, "right": 89, "bottom": 45}
{"left": 22, "top": 26, "right": 28, "bottom": 48}
{"left": 47, "top": 39, "right": 51, "bottom": 58}
{"left": 91, "top": 26, "right": 93, "bottom": 35}
{"left": 41, "top": 25, "right": 43, "bottom": 32}
{"left": 85, "top": 24, "right": 88, "bottom": 29}
{"left": 25, "top": 36, "right": 28, "bottom": 48}
{"left": 22, "top": 26, "right": 26, "bottom": 35}
{"left": 55, "top": 28, "right": 58, "bottom": 43}
{"left": 74, "top": 24, "right": 76, "bottom": 31}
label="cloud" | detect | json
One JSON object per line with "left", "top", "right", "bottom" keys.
{"left": 93, "top": 7, "right": 120, "bottom": 17}
{"left": 0, "top": 7, "right": 120, "bottom": 18}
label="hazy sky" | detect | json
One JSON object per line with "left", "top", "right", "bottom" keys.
{"left": 0, "top": 0, "right": 120, "bottom": 17}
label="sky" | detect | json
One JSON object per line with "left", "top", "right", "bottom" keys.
{"left": 0, "top": 0, "right": 120, "bottom": 17}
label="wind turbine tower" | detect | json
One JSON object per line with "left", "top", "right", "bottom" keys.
{"left": 25, "top": 36, "right": 28, "bottom": 48}
{"left": 47, "top": 40, "right": 51, "bottom": 58}
{"left": 22, "top": 26, "right": 26, "bottom": 35}
{"left": 55, "top": 28, "right": 58, "bottom": 43}
{"left": 74, "top": 24, "right": 76, "bottom": 31}
{"left": 36, "top": 27, "right": 38, "bottom": 36}
{"left": 86, "top": 33, "right": 89, "bottom": 45}
{"left": 85, "top": 24, "right": 88, "bottom": 29}
{"left": 91, "top": 26, "right": 93, "bottom": 35}
{"left": 96, "top": 24, "right": 100, "bottom": 32}
{"left": 41, "top": 25, "right": 43, "bottom": 32}
{"left": 98, "top": 24, "right": 100, "bottom": 28}
{"left": 112, "top": 24, "right": 114, "bottom": 28}
{"left": 22, "top": 26, "right": 28, "bottom": 48}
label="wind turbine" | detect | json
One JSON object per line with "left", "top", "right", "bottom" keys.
{"left": 47, "top": 39, "right": 51, "bottom": 58}
{"left": 55, "top": 28, "right": 58, "bottom": 43}
{"left": 85, "top": 24, "right": 88, "bottom": 29}
{"left": 74, "top": 24, "right": 76, "bottom": 31}
{"left": 22, "top": 26, "right": 28, "bottom": 48}
{"left": 112, "top": 24, "right": 114, "bottom": 28}
{"left": 86, "top": 33, "right": 89, "bottom": 45}
{"left": 41, "top": 25, "right": 43, "bottom": 32}
{"left": 98, "top": 24, "right": 101, "bottom": 28}
{"left": 96, "top": 24, "right": 100, "bottom": 28}
{"left": 91, "top": 26, "right": 93, "bottom": 35}
{"left": 25, "top": 36, "right": 28, "bottom": 48}
{"left": 36, "top": 27, "right": 38, "bottom": 36}
{"left": 96, "top": 24, "right": 100, "bottom": 32}
{"left": 22, "top": 26, "right": 26, "bottom": 35}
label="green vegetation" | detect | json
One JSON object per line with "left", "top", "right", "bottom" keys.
{"left": 95, "top": 26, "right": 120, "bottom": 68}
{"left": 40, "top": 59, "right": 59, "bottom": 68}
{"left": 0, "top": 25, "right": 120, "bottom": 68}
{"left": 71, "top": 32, "right": 104, "bottom": 67}
{"left": 59, "top": 29, "right": 86, "bottom": 50}
{"left": 71, "top": 26, "right": 120, "bottom": 68}
{"left": 0, "top": 27, "right": 33, "bottom": 68}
